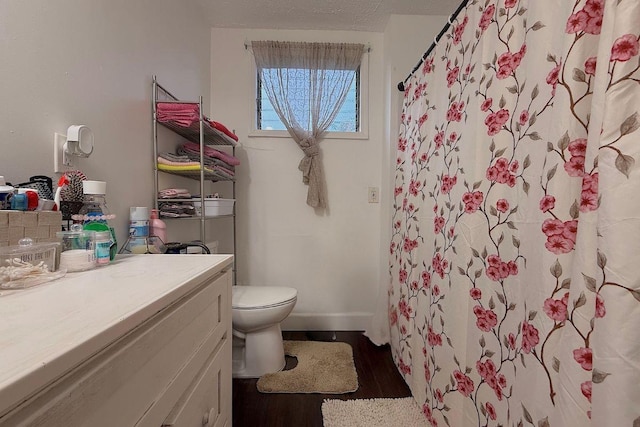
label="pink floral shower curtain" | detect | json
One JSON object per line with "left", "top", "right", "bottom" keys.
{"left": 387, "top": 0, "right": 639, "bottom": 425}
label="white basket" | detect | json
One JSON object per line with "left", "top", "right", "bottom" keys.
{"left": 192, "top": 198, "right": 235, "bottom": 217}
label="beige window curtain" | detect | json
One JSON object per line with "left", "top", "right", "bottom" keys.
{"left": 251, "top": 41, "right": 366, "bottom": 210}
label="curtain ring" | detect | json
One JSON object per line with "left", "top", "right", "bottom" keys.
{"left": 448, "top": 14, "right": 454, "bottom": 25}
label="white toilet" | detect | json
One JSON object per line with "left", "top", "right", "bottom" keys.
{"left": 231, "top": 286, "right": 297, "bottom": 378}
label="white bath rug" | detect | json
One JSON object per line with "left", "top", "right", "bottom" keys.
{"left": 322, "top": 397, "right": 426, "bottom": 426}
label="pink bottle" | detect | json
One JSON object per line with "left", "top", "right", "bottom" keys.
{"left": 149, "top": 209, "right": 167, "bottom": 243}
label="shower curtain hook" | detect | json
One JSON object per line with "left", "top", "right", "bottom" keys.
{"left": 448, "top": 14, "right": 454, "bottom": 25}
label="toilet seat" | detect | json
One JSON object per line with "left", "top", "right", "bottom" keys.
{"left": 232, "top": 286, "right": 297, "bottom": 310}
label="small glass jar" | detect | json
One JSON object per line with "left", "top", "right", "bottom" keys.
{"left": 93, "top": 231, "right": 112, "bottom": 266}
{"left": 73, "top": 181, "right": 118, "bottom": 260}
{"left": 56, "top": 224, "right": 96, "bottom": 272}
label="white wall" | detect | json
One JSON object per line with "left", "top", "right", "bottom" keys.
{"left": 210, "top": 21, "right": 447, "bottom": 331}
{"left": 0, "top": 0, "right": 211, "bottom": 247}
{"left": 210, "top": 28, "right": 384, "bottom": 330}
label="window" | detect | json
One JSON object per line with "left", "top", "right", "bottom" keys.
{"left": 257, "top": 68, "right": 360, "bottom": 133}
{"left": 250, "top": 42, "right": 369, "bottom": 139}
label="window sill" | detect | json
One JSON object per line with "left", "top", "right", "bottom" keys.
{"left": 248, "top": 129, "right": 369, "bottom": 140}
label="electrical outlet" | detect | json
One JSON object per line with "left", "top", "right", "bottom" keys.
{"left": 53, "top": 132, "right": 71, "bottom": 173}
{"left": 368, "top": 187, "right": 379, "bottom": 203}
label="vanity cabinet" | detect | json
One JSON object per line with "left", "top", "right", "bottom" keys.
{"left": 0, "top": 255, "right": 233, "bottom": 427}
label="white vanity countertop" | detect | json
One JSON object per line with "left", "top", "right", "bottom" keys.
{"left": 0, "top": 254, "right": 233, "bottom": 417}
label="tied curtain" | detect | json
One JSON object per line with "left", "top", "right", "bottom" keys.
{"left": 384, "top": 0, "right": 640, "bottom": 426}
{"left": 252, "top": 41, "right": 365, "bottom": 209}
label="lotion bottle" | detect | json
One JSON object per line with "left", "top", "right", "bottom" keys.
{"left": 149, "top": 209, "right": 167, "bottom": 243}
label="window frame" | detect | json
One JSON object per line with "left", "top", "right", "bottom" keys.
{"left": 248, "top": 53, "right": 369, "bottom": 140}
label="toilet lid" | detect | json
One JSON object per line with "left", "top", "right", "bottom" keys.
{"left": 232, "top": 286, "right": 297, "bottom": 309}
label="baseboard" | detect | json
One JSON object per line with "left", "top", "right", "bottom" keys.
{"left": 281, "top": 312, "right": 373, "bottom": 331}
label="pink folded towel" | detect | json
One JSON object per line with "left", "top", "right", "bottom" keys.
{"left": 216, "top": 165, "right": 236, "bottom": 177}
{"left": 157, "top": 104, "right": 239, "bottom": 145}
{"left": 210, "top": 120, "right": 239, "bottom": 141}
{"left": 182, "top": 142, "right": 241, "bottom": 166}
{"left": 156, "top": 102, "right": 199, "bottom": 112}
{"left": 157, "top": 116, "right": 196, "bottom": 127}
{"left": 157, "top": 102, "right": 200, "bottom": 126}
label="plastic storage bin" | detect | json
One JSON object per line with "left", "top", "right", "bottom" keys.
{"left": 0, "top": 238, "right": 64, "bottom": 289}
{"left": 192, "top": 198, "right": 235, "bottom": 217}
{"left": 0, "top": 239, "right": 60, "bottom": 272}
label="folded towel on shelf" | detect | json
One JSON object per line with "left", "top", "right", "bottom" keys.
{"left": 156, "top": 102, "right": 199, "bottom": 112}
{"left": 158, "top": 201, "right": 196, "bottom": 218}
{"left": 157, "top": 163, "right": 215, "bottom": 174}
{"left": 159, "top": 152, "right": 191, "bottom": 162}
{"left": 209, "top": 120, "right": 239, "bottom": 141}
{"left": 156, "top": 115, "right": 197, "bottom": 127}
{"left": 157, "top": 103, "right": 238, "bottom": 146}
{"left": 216, "top": 164, "right": 235, "bottom": 177}
{"left": 159, "top": 188, "right": 192, "bottom": 199}
{"left": 157, "top": 102, "right": 200, "bottom": 127}
{"left": 181, "top": 142, "right": 240, "bottom": 166}
{"left": 212, "top": 167, "right": 235, "bottom": 180}
{"left": 157, "top": 157, "right": 201, "bottom": 167}
{"left": 176, "top": 146, "right": 236, "bottom": 172}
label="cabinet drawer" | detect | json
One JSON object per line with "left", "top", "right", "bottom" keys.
{"left": 0, "top": 269, "right": 231, "bottom": 427}
{"left": 162, "top": 336, "right": 231, "bottom": 427}
{"left": 134, "top": 309, "right": 230, "bottom": 427}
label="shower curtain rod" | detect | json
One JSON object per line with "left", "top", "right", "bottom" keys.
{"left": 397, "top": 0, "right": 471, "bottom": 92}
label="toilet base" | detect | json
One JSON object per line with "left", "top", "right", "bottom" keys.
{"left": 232, "top": 323, "right": 286, "bottom": 378}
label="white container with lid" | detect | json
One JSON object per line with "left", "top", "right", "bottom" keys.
{"left": 129, "top": 207, "right": 149, "bottom": 238}
{"left": 192, "top": 198, "right": 235, "bottom": 217}
{"left": 82, "top": 180, "right": 107, "bottom": 195}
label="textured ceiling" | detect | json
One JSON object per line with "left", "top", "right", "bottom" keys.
{"left": 196, "top": 0, "right": 460, "bottom": 32}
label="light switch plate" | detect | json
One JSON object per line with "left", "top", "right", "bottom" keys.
{"left": 368, "top": 187, "right": 379, "bottom": 203}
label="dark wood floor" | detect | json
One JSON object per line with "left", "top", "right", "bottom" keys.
{"left": 232, "top": 331, "right": 412, "bottom": 427}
